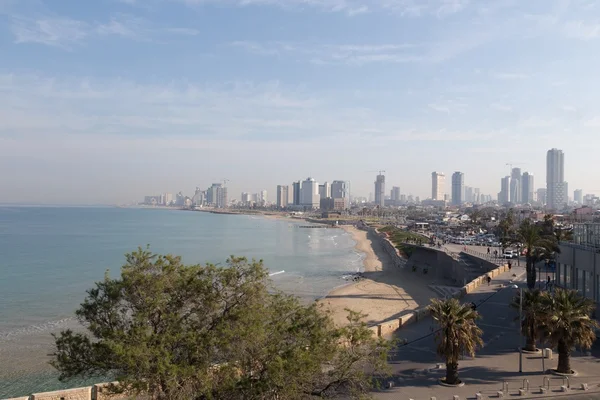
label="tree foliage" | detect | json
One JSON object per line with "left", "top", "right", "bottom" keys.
{"left": 428, "top": 298, "right": 483, "bottom": 385}
{"left": 51, "top": 248, "right": 390, "bottom": 399}
{"left": 539, "top": 288, "right": 598, "bottom": 374}
{"left": 516, "top": 219, "right": 559, "bottom": 289}
{"left": 510, "top": 289, "right": 545, "bottom": 352}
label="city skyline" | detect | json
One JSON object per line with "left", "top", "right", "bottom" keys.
{"left": 2, "top": 1, "right": 600, "bottom": 204}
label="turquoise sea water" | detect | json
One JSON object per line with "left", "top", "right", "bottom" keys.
{"left": 0, "top": 206, "right": 362, "bottom": 398}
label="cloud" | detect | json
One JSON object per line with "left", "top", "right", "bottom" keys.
{"left": 564, "top": 20, "right": 600, "bottom": 39}
{"left": 176, "top": 0, "right": 470, "bottom": 17}
{"left": 490, "top": 102, "right": 512, "bottom": 112}
{"left": 8, "top": 13, "right": 199, "bottom": 48}
{"left": 491, "top": 72, "right": 529, "bottom": 80}
{"left": 229, "top": 39, "right": 491, "bottom": 65}
{"left": 10, "top": 16, "right": 88, "bottom": 49}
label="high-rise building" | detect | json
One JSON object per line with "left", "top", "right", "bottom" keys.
{"left": 451, "top": 172, "right": 464, "bottom": 206}
{"left": 464, "top": 186, "right": 473, "bottom": 203}
{"left": 510, "top": 168, "right": 522, "bottom": 204}
{"left": 260, "top": 190, "right": 267, "bottom": 205}
{"left": 331, "top": 180, "right": 349, "bottom": 199}
{"left": 521, "top": 172, "right": 534, "bottom": 204}
{"left": 547, "top": 148, "right": 568, "bottom": 210}
{"left": 300, "top": 177, "right": 320, "bottom": 209}
{"left": 391, "top": 186, "right": 401, "bottom": 202}
{"left": 537, "top": 188, "right": 547, "bottom": 205}
{"left": 431, "top": 172, "right": 445, "bottom": 201}
{"left": 318, "top": 182, "right": 331, "bottom": 199}
{"left": 276, "top": 185, "right": 288, "bottom": 208}
{"left": 241, "top": 192, "right": 250, "bottom": 204}
{"left": 499, "top": 176, "right": 510, "bottom": 205}
{"left": 574, "top": 189, "right": 583, "bottom": 204}
{"left": 374, "top": 174, "right": 385, "bottom": 207}
{"left": 292, "top": 181, "right": 301, "bottom": 205}
{"left": 473, "top": 188, "right": 481, "bottom": 204}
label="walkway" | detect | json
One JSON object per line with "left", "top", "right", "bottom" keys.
{"left": 375, "top": 256, "right": 600, "bottom": 399}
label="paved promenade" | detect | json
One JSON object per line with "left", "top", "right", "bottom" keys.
{"left": 375, "top": 255, "right": 600, "bottom": 400}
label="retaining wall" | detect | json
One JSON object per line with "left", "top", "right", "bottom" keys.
{"left": 4, "top": 384, "right": 132, "bottom": 400}
{"left": 369, "top": 253, "right": 508, "bottom": 339}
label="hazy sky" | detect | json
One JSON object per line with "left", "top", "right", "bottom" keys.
{"left": 1, "top": 0, "right": 600, "bottom": 204}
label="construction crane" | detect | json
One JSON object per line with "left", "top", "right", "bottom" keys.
{"left": 366, "top": 170, "right": 386, "bottom": 175}
{"left": 505, "top": 162, "right": 527, "bottom": 174}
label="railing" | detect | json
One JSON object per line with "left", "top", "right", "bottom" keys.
{"left": 463, "top": 247, "right": 505, "bottom": 265}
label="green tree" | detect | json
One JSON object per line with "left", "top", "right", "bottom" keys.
{"left": 516, "top": 219, "right": 558, "bottom": 289}
{"left": 554, "top": 226, "right": 573, "bottom": 242}
{"left": 428, "top": 298, "right": 483, "bottom": 386}
{"left": 539, "top": 289, "right": 598, "bottom": 374}
{"left": 497, "top": 209, "right": 515, "bottom": 248}
{"left": 50, "top": 248, "right": 390, "bottom": 399}
{"left": 510, "top": 289, "right": 545, "bottom": 352}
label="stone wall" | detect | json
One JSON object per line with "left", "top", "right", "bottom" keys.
{"left": 3, "top": 384, "right": 132, "bottom": 400}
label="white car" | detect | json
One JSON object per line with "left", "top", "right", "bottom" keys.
{"left": 503, "top": 250, "right": 515, "bottom": 259}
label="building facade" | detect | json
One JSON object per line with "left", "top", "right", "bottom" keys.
{"left": 547, "top": 148, "right": 568, "bottom": 210}
{"left": 292, "top": 181, "right": 301, "bottom": 205}
{"left": 499, "top": 176, "right": 510, "bottom": 205}
{"left": 300, "top": 177, "right": 320, "bottom": 209}
{"left": 556, "top": 223, "right": 600, "bottom": 316}
{"left": 391, "top": 186, "right": 401, "bottom": 202}
{"left": 575, "top": 189, "right": 583, "bottom": 204}
{"left": 451, "top": 172, "right": 464, "bottom": 206}
{"left": 536, "top": 188, "right": 547, "bottom": 205}
{"left": 276, "top": 185, "right": 288, "bottom": 208}
{"left": 431, "top": 172, "right": 445, "bottom": 201}
{"left": 374, "top": 174, "right": 385, "bottom": 207}
{"left": 318, "top": 182, "right": 330, "bottom": 199}
{"left": 510, "top": 167, "right": 522, "bottom": 204}
{"left": 521, "top": 172, "right": 534, "bottom": 204}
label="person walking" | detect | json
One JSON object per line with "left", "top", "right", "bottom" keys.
{"left": 487, "top": 247, "right": 491, "bottom": 255}
{"left": 487, "top": 275, "right": 492, "bottom": 286}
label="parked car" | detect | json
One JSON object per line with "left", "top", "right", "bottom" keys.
{"left": 503, "top": 250, "right": 516, "bottom": 259}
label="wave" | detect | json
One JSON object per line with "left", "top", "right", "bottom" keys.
{"left": 0, "top": 318, "right": 76, "bottom": 342}
{"left": 269, "top": 270, "right": 285, "bottom": 277}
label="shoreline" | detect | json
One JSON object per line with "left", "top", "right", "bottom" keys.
{"left": 318, "top": 225, "right": 436, "bottom": 327}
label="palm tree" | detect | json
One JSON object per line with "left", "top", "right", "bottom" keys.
{"left": 539, "top": 289, "right": 599, "bottom": 374}
{"left": 516, "top": 219, "right": 558, "bottom": 289}
{"left": 428, "top": 298, "right": 483, "bottom": 385}
{"left": 510, "top": 289, "right": 545, "bottom": 352}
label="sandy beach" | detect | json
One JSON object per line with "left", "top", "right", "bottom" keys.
{"left": 319, "top": 226, "right": 437, "bottom": 327}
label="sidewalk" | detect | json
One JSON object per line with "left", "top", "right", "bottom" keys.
{"left": 376, "top": 264, "right": 600, "bottom": 400}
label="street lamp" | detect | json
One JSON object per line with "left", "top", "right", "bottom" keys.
{"left": 517, "top": 244, "right": 521, "bottom": 267}
{"left": 510, "top": 284, "right": 524, "bottom": 373}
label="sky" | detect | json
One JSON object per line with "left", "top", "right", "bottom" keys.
{"left": 1, "top": 0, "right": 600, "bottom": 205}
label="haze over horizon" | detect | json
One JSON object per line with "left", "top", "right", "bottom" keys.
{"left": 2, "top": 0, "right": 600, "bottom": 205}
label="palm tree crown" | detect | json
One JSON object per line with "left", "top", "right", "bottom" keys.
{"left": 517, "top": 219, "right": 558, "bottom": 289}
{"left": 428, "top": 298, "right": 483, "bottom": 385}
{"left": 510, "top": 289, "right": 545, "bottom": 352}
{"left": 539, "top": 288, "right": 598, "bottom": 374}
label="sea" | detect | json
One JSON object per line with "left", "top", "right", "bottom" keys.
{"left": 0, "top": 206, "right": 363, "bottom": 398}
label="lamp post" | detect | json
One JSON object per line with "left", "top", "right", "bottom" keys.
{"left": 518, "top": 286, "right": 524, "bottom": 373}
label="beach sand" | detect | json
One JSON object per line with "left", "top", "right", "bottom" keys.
{"left": 319, "top": 226, "right": 437, "bottom": 327}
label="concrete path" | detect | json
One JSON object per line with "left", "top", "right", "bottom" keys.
{"left": 375, "top": 261, "right": 600, "bottom": 400}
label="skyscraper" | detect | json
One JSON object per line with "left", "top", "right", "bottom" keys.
{"left": 451, "top": 172, "right": 464, "bottom": 206}
{"left": 300, "top": 177, "right": 320, "bottom": 209}
{"left": 374, "top": 174, "right": 385, "bottom": 207}
{"left": 431, "top": 172, "right": 445, "bottom": 201}
{"left": 521, "top": 172, "right": 534, "bottom": 204}
{"left": 331, "top": 180, "right": 349, "bottom": 199}
{"left": 510, "top": 167, "right": 522, "bottom": 204}
{"left": 463, "top": 186, "right": 475, "bottom": 203}
{"left": 499, "top": 176, "right": 510, "bottom": 205}
{"left": 547, "top": 148, "right": 568, "bottom": 210}
{"left": 537, "top": 188, "right": 547, "bottom": 205}
{"left": 391, "top": 186, "right": 401, "bottom": 202}
{"left": 574, "top": 189, "right": 583, "bottom": 204}
{"left": 276, "top": 185, "right": 288, "bottom": 208}
{"left": 318, "top": 182, "right": 330, "bottom": 199}
{"left": 292, "top": 181, "right": 301, "bottom": 205}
